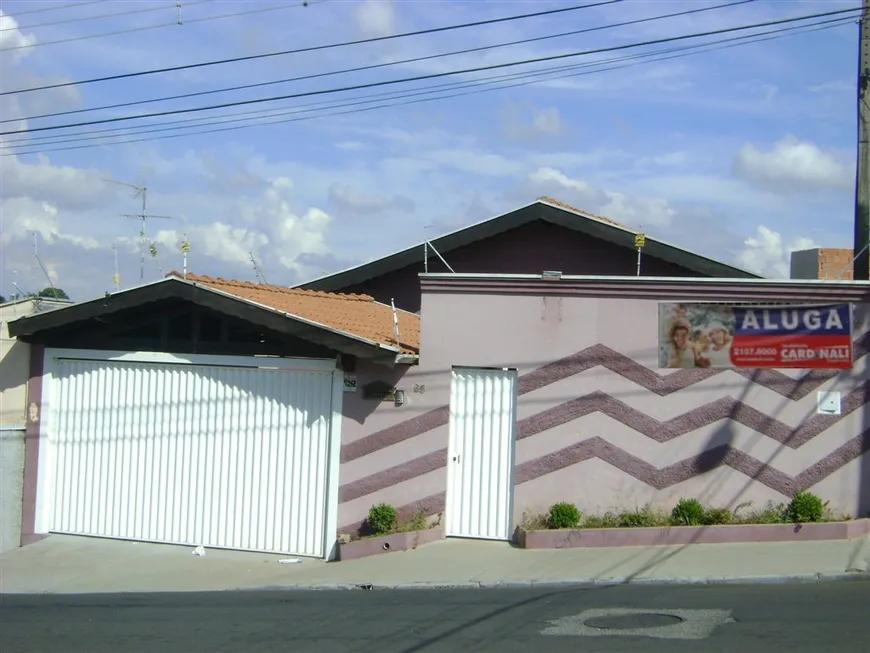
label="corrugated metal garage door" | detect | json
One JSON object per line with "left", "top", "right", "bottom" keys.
{"left": 47, "top": 357, "right": 338, "bottom": 557}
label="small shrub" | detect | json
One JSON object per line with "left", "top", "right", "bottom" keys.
{"left": 702, "top": 507, "right": 733, "bottom": 526}
{"left": 617, "top": 505, "right": 668, "bottom": 528}
{"left": 547, "top": 502, "right": 581, "bottom": 529}
{"left": 785, "top": 491, "right": 825, "bottom": 524}
{"left": 367, "top": 503, "right": 397, "bottom": 535}
{"left": 670, "top": 498, "right": 706, "bottom": 526}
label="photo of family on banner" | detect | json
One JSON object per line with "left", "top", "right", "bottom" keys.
{"left": 658, "top": 302, "right": 854, "bottom": 370}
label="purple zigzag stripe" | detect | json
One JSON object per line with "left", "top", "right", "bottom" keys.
{"left": 338, "top": 430, "right": 870, "bottom": 533}
{"left": 340, "top": 331, "right": 869, "bottom": 463}
{"left": 338, "top": 382, "right": 869, "bottom": 504}
{"left": 517, "top": 383, "right": 870, "bottom": 448}
{"left": 514, "top": 431, "right": 870, "bottom": 496}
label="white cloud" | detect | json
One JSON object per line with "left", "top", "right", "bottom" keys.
{"left": 0, "top": 154, "right": 112, "bottom": 210}
{"left": 0, "top": 197, "right": 100, "bottom": 250}
{"left": 524, "top": 167, "right": 675, "bottom": 227}
{"left": 0, "top": 10, "right": 36, "bottom": 62}
{"left": 500, "top": 106, "right": 567, "bottom": 140}
{"left": 732, "top": 135, "right": 852, "bottom": 192}
{"left": 328, "top": 183, "right": 414, "bottom": 216}
{"left": 355, "top": 0, "right": 396, "bottom": 38}
{"left": 736, "top": 225, "right": 818, "bottom": 279}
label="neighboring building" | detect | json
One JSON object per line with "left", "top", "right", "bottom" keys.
{"left": 8, "top": 270, "right": 868, "bottom": 558}
{"left": 8, "top": 273, "right": 418, "bottom": 555}
{"left": 790, "top": 247, "right": 857, "bottom": 280}
{"left": 0, "top": 296, "right": 70, "bottom": 554}
{"left": 297, "top": 197, "right": 760, "bottom": 312}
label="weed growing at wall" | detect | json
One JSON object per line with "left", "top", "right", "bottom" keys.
{"left": 524, "top": 491, "right": 841, "bottom": 531}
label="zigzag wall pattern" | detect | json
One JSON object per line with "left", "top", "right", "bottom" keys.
{"left": 338, "top": 331, "right": 869, "bottom": 533}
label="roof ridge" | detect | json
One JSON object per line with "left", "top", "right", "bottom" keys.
{"left": 536, "top": 196, "right": 633, "bottom": 230}
{"left": 166, "top": 270, "right": 374, "bottom": 302}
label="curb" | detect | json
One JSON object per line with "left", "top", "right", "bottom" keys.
{"left": 246, "top": 571, "right": 869, "bottom": 592}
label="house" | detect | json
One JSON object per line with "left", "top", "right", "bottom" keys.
{"left": 9, "top": 269, "right": 868, "bottom": 559}
{"left": 7, "top": 273, "right": 419, "bottom": 558}
{"left": 0, "top": 295, "right": 71, "bottom": 554}
{"left": 297, "top": 197, "right": 760, "bottom": 312}
{"left": 790, "top": 247, "right": 862, "bottom": 281}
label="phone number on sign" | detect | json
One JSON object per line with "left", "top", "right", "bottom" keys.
{"left": 732, "top": 347, "right": 778, "bottom": 357}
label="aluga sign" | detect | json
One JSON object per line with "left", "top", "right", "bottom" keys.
{"left": 658, "top": 303, "right": 853, "bottom": 370}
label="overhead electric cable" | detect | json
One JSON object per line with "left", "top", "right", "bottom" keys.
{"left": 0, "top": 1, "right": 206, "bottom": 32}
{"left": 2, "top": 15, "right": 851, "bottom": 156}
{"left": 5, "top": 0, "right": 753, "bottom": 123}
{"left": 0, "top": 0, "right": 319, "bottom": 52}
{"left": 1, "top": 0, "right": 621, "bottom": 92}
{"left": 1, "top": 5, "right": 859, "bottom": 137}
{"left": 2, "top": 0, "right": 105, "bottom": 18}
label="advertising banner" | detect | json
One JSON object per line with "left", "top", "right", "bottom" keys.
{"left": 658, "top": 303, "right": 853, "bottom": 370}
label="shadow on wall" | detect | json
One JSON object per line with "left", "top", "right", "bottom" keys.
{"left": 859, "top": 309, "right": 870, "bottom": 518}
{"left": 0, "top": 340, "right": 29, "bottom": 421}
{"left": 342, "top": 360, "right": 413, "bottom": 426}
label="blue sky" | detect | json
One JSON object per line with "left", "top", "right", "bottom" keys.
{"left": 0, "top": 0, "right": 861, "bottom": 300}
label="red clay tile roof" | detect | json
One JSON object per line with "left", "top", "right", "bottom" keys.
{"left": 167, "top": 272, "right": 419, "bottom": 354}
{"left": 536, "top": 196, "right": 634, "bottom": 230}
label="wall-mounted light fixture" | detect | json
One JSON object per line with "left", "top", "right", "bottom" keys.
{"left": 394, "top": 389, "right": 405, "bottom": 407}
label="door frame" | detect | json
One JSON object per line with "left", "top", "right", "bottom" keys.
{"left": 36, "top": 348, "right": 344, "bottom": 560}
{"left": 445, "top": 365, "right": 518, "bottom": 541}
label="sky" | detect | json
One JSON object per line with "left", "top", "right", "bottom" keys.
{"left": 0, "top": 0, "right": 862, "bottom": 301}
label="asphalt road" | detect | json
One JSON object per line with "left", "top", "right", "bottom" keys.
{"left": 2, "top": 579, "right": 868, "bottom": 653}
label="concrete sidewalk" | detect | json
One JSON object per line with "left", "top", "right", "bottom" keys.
{"left": 1, "top": 533, "right": 868, "bottom": 594}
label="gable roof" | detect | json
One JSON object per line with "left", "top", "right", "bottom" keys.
{"left": 8, "top": 273, "right": 420, "bottom": 360}
{"left": 173, "top": 272, "right": 419, "bottom": 354}
{"left": 297, "top": 196, "right": 761, "bottom": 292}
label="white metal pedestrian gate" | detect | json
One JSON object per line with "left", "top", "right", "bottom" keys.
{"left": 445, "top": 366, "right": 518, "bottom": 541}
{"left": 39, "top": 351, "right": 341, "bottom": 558}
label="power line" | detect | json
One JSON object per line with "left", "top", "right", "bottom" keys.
{"left": 1, "top": 0, "right": 105, "bottom": 18}
{"left": 2, "top": 5, "right": 860, "bottom": 137}
{"left": 4, "top": 15, "right": 846, "bottom": 150}
{"left": 0, "top": 0, "right": 318, "bottom": 53}
{"left": 2, "top": 0, "right": 621, "bottom": 93}
{"left": 5, "top": 0, "right": 753, "bottom": 124}
{"left": 3, "top": 16, "right": 852, "bottom": 157}
{"left": 0, "top": 1, "right": 205, "bottom": 31}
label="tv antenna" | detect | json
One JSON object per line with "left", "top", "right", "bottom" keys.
{"left": 32, "top": 232, "right": 58, "bottom": 297}
{"left": 249, "top": 252, "right": 267, "bottom": 284}
{"left": 111, "top": 244, "right": 121, "bottom": 292}
{"left": 104, "top": 177, "right": 175, "bottom": 282}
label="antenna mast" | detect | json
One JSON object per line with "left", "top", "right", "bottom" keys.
{"left": 112, "top": 245, "right": 121, "bottom": 292}
{"left": 249, "top": 252, "right": 267, "bottom": 284}
{"left": 105, "top": 177, "right": 175, "bottom": 282}
{"left": 32, "top": 232, "right": 58, "bottom": 296}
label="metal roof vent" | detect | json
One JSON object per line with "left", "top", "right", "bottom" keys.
{"left": 542, "top": 270, "right": 562, "bottom": 280}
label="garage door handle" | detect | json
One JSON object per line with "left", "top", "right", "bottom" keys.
{"left": 452, "top": 455, "right": 460, "bottom": 463}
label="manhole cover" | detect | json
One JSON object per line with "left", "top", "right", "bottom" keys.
{"left": 585, "top": 613, "right": 685, "bottom": 630}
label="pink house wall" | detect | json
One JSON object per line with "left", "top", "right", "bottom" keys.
{"left": 336, "top": 276, "right": 870, "bottom": 536}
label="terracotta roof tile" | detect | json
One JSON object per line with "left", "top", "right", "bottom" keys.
{"left": 167, "top": 271, "right": 419, "bottom": 354}
{"left": 537, "top": 195, "right": 634, "bottom": 230}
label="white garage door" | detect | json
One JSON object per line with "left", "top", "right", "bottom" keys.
{"left": 43, "top": 353, "right": 339, "bottom": 558}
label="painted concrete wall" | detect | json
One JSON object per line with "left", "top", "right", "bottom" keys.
{"left": 0, "top": 298, "right": 68, "bottom": 426}
{"left": 336, "top": 288, "right": 869, "bottom": 535}
{"left": 0, "top": 429, "right": 25, "bottom": 552}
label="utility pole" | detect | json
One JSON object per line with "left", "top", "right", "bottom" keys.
{"left": 854, "top": 0, "right": 870, "bottom": 280}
